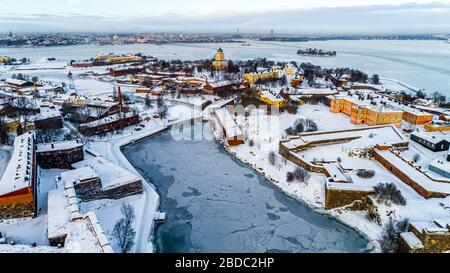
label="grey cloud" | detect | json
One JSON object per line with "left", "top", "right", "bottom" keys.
{"left": 0, "top": 2, "right": 449, "bottom": 33}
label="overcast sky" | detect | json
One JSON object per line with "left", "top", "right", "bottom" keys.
{"left": 1, "top": 0, "right": 450, "bottom": 33}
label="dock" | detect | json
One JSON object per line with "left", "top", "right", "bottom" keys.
{"left": 154, "top": 212, "right": 166, "bottom": 224}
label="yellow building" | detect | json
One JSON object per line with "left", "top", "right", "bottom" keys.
{"left": 105, "top": 56, "right": 142, "bottom": 64}
{"left": 402, "top": 110, "right": 433, "bottom": 125}
{"left": 284, "top": 65, "right": 296, "bottom": 76}
{"left": 182, "top": 77, "right": 205, "bottom": 86}
{"left": 0, "top": 56, "right": 10, "bottom": 63}
{"left": 5, "top": 118, "right": 34, "bottom": 132}
{"left": 330, "top": 97, "right": 403, "bottom": 127}
{"left": 94, "top": 54, "right": 142, "bottom": 64}
{"left": 259, "top": 90, "right": 286, "bottom": 107}
{"left": 69, "top": 96, "right": 88, "bottom": 106}
{"left": 212, "top": 48, "right": 229, "bottom": 71}
{"left": 424, "top": 120, "right": 450, "bottom": 132}
{"left": 243, "top": 71, "right": 280, "bottom": 85}
{"left": 351, "top": 106, "right": 403, "bottom": 127}
{"left": 330, "top": 97, "right": 358, "bottom": 116}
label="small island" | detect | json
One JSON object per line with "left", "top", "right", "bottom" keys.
{"left": 297, "top": 48, "right": 337, "bottom": 56}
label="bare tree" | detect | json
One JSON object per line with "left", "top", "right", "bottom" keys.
{"left": 379, "top": 218, "right": 410, "bottom": 253}
{"left": 293, "top": 167, "right": 310, "bottom": 183}
{"left": 156, "top": 96, "right": 168, "bottom": 120}
{"left": 285, "top": 118, "right": 318, "bottom": 135}
{"left": 0, "top": 119, "right": 10, "bottom": 145}
{"left": 268, "top": 151, "right": 276, "bottom": 166}
{"left": 144, "top": 94, "right": 153, "bottom": 109}
{"left": 286, "top": 172, "right": 295, "bottom": 182}
{"left": 357, "top": 169, "right": 376, "bottom": 179}
{"left": 373, "top": 183, "right": 406, "bottom": 206}
{"left": 112, "top": 203, "right": 136, "bottom": 253}
{"left": 35, "top": 128, "right": 64, "bottom": 144}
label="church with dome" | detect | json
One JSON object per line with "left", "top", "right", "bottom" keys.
{"left": 212, "top": 48, "right": 229, "bottom": 71}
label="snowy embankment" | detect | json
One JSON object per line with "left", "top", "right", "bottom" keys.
{"left": 88, "top": 123, "right": 167, "bottom": 253}
{"left": 380, "top": 77, "right": 420, "bottom": 93}
{"left": 87, "top": 102, "right": 203, "bottom": 253}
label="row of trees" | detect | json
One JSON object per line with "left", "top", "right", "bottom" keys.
{"left": 10, "top": 73, "right": 39, "bottom": 83}
{"left": 297, "top": 48, "right": 337, "bottom": 56}
{"left": 399, "top": 88, "right": 447, "bottom": 107}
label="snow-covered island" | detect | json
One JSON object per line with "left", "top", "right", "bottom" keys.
{"left": 297, "top": 48, "right": 337, "bottom": 57}
{"left": 0, "top": 47, "right": 449, "bottom": 254}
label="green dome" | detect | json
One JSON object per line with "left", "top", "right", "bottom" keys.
{"left": 217, "top": 48, "right": 223, "bottom": 53}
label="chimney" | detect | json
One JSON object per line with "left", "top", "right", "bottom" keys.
{"left": 117, "top": 84, "right": 123, "bottom": 113}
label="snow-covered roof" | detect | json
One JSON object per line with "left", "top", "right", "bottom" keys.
{"left": 429, "top": 158, "right": 450, "bottom": 176}
{"left": 0, "top": 244, "right": 66, "bottom": 253}
{"left": 428, "top": 120, "right": 450, "bottom": 127}
{"left": 410, "top": 220, "right": 449, "bottom": 234}
{"left": 47, "top": 188, "right": 105, "bottom": 253}
{"left": 0, "top": 132, "right": 34, "bottom": 197}
{"left": 364, "top": 104, "right": 403, "bottom": 113}
{"left": 434, "top": 218, "right": 450, "bottom": 229}
{"left": 36, "top": 141, "right": 83, "bottom": 153}
{"left": 60, "top": 167, "right": 99, "bottom": 189}
{"left": 110, "top": 65, "right": 144, "bottom": 72}
{"left": 292, "top": 88, "right": 338, "bottom": 96}
{"left": 400, "top": 232, "right": 424, "bottom": 249}
{"left": 205, "top": 80, "right": 233, "bottom": 88}
{"left": 6, "top": 78, "right": 31, "bottom": 86}
{"left": 330, "top": 92, "right": 430, "bottom": 115}
{"left": 376, "top": 150, "right": 450, "bottom": 195}
{"left": 260, "top": 90, "right": 284, "bottom": 102}
{"left": 283, "top": 126, "right": 406, "bottom": 151}
{"left": 411, "top": 131, "right": 447, "bottom": 145}
{"left": 326, "top": 181, "right": 375, "bottom": 192}
{"left": 79, "top": 112, "right": 137, "bottom": 129}
{"left": 214, "top": 108, "right": 243, "bottom": 139}
{"left": 47, "top": 188, "right": 72, "bottom": 240}
{"left": 34, "top": 107, "right": 61, "bottom": 121}
{"left": 323, "top": 163, "right": 348, "bottom": 183}
{"left": 71, "top": 157, "right": 141, "bottom": 191}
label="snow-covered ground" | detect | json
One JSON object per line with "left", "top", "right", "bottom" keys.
{"left": 223, "top": 102, "right": 450, "bottom": 245}
{"left": 0, "top": 216, "right": 48, "bottom": 246}
{"left": 0, "top": 146, "right": 11, "bottom": 179}
{"left": 80, "top": 195, "right": 144, "bottom": 253}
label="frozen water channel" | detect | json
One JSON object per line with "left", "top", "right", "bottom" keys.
{"left": 123, "top": 123, "right": 368, "bottom": 253}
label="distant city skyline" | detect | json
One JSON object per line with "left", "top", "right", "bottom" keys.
{"left": 0, "top": 0, "right": 450, "bottom": 34}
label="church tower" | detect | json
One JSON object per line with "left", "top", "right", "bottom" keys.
{"left": 212, "top": 48, "right": 229, "bottom": 71}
